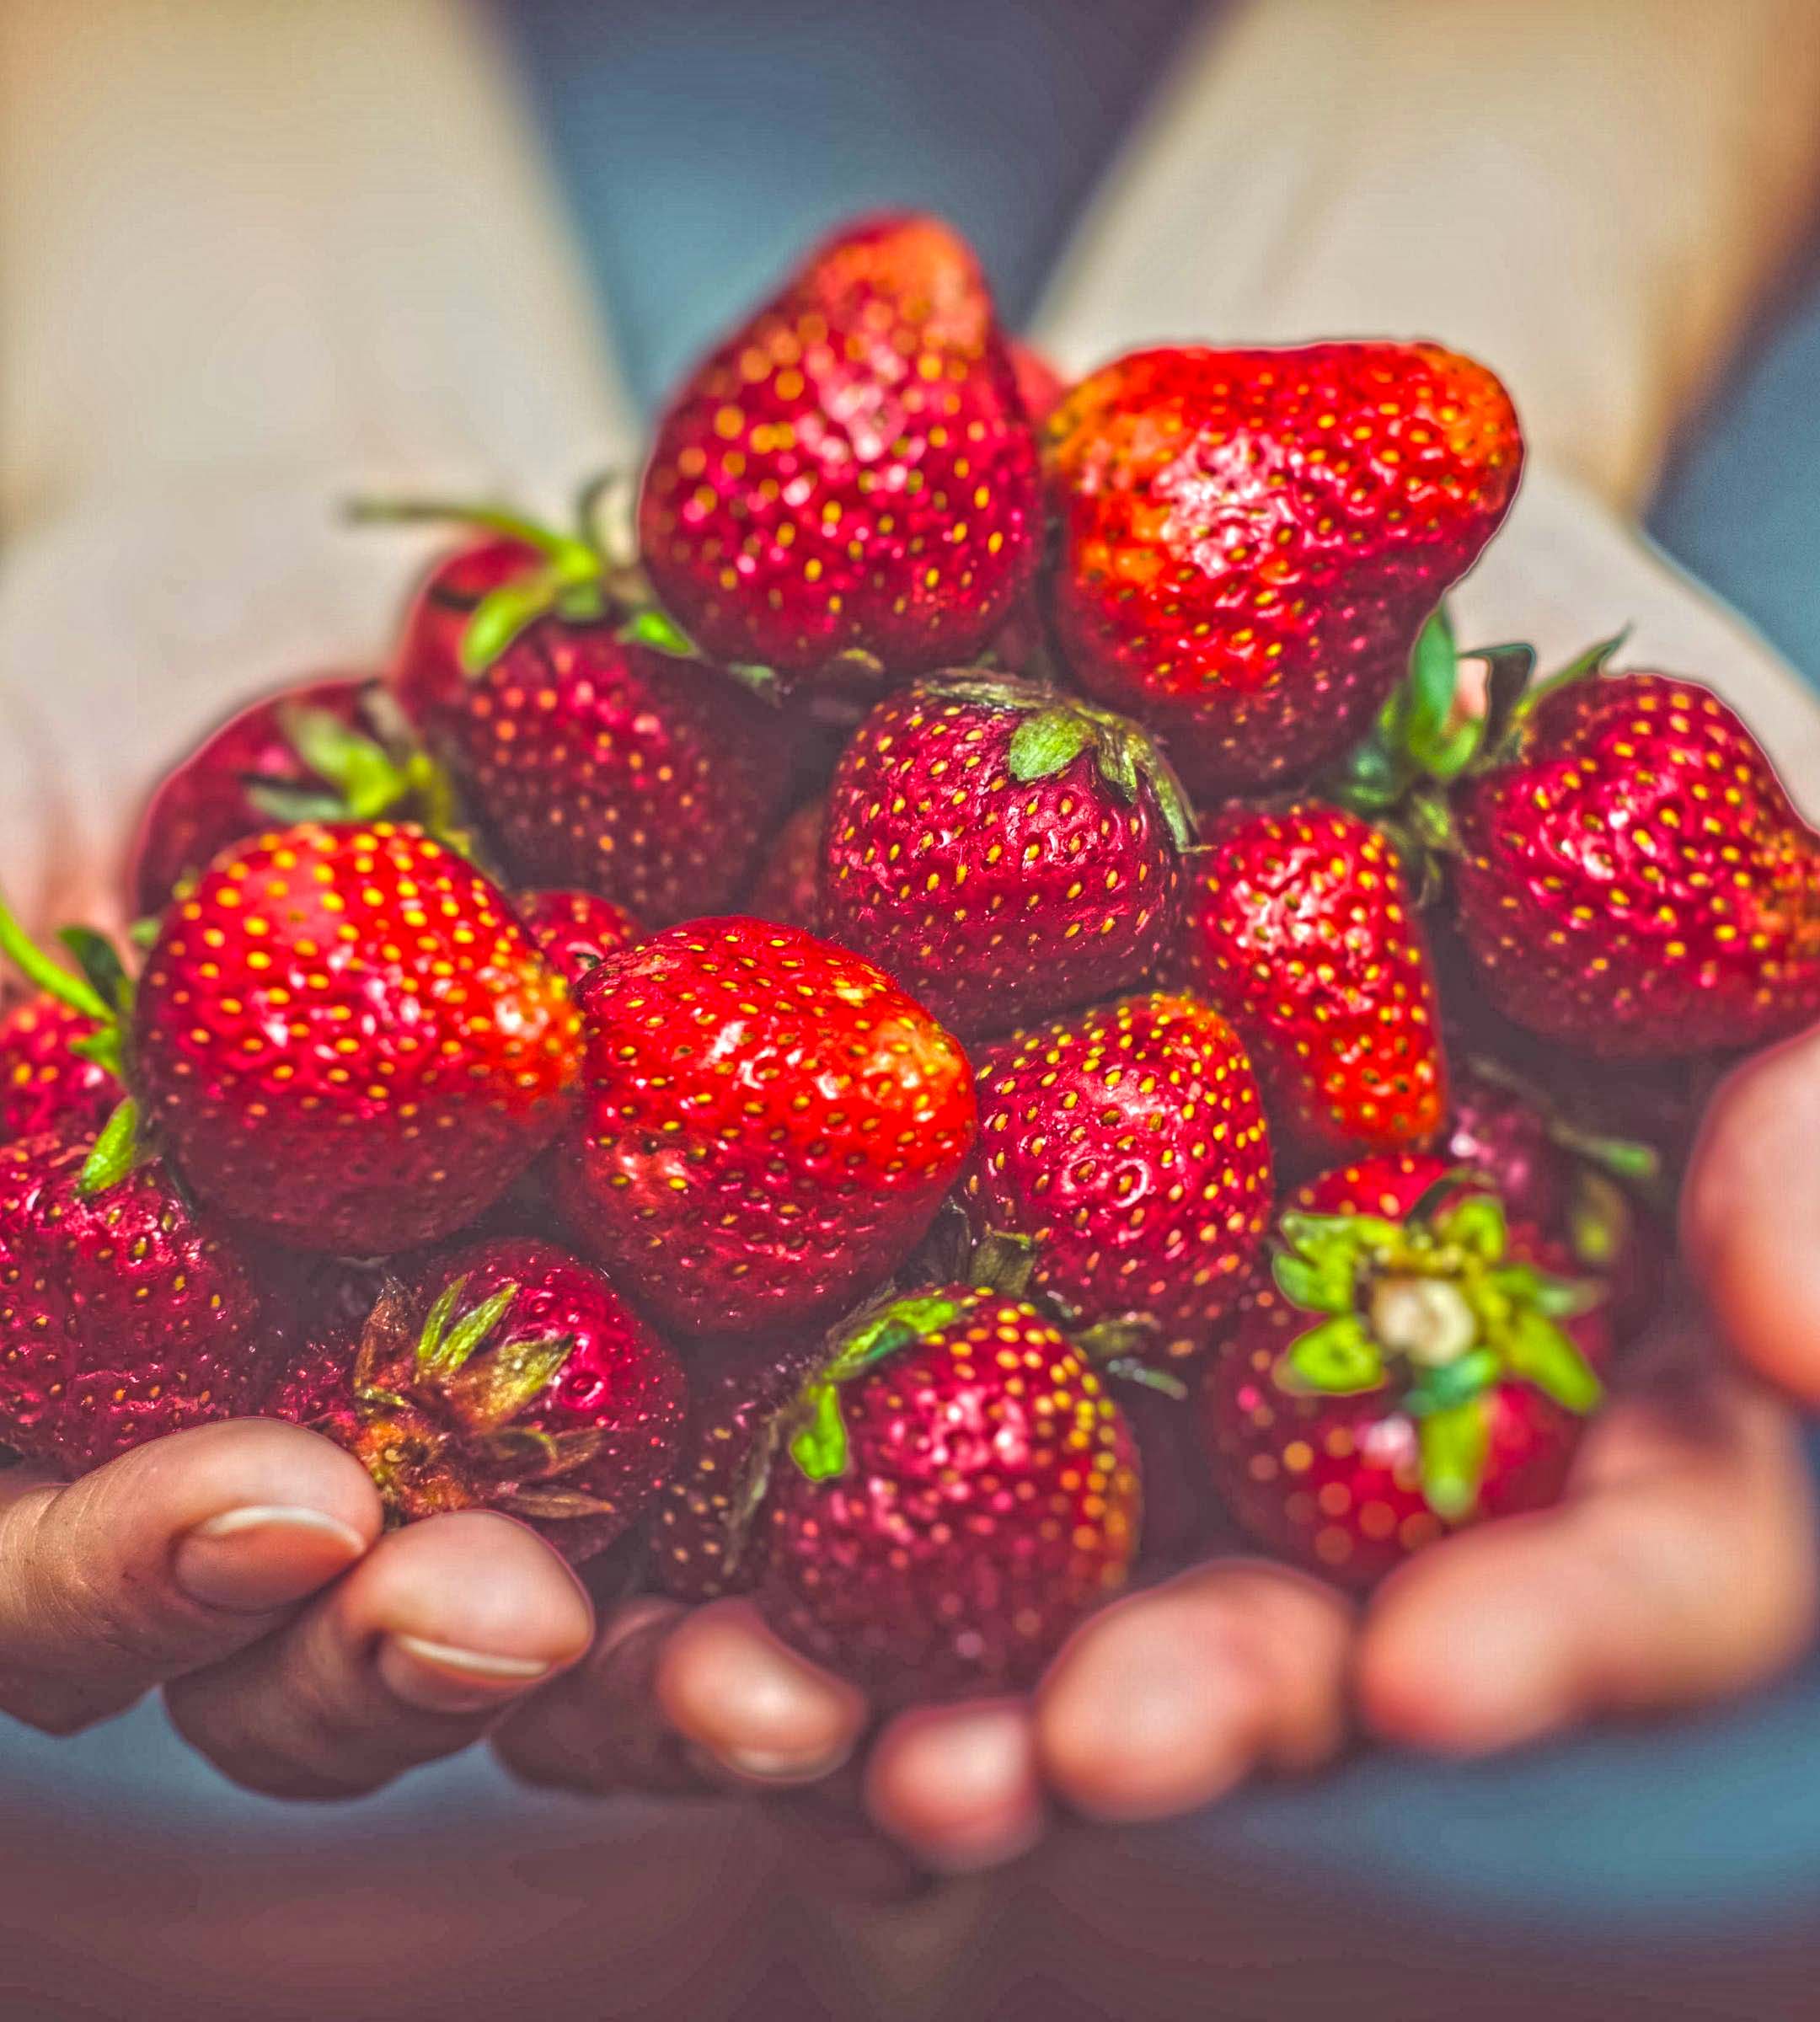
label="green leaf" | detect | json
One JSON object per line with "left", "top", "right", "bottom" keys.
{"left": 1472, "top": 643, "right": 1539, "bottom": 761}
{"left": 57, "top": 927, "right": 132, "bottom": 1019}
{"left": 435, "top": 1283, "right": 520, "bottom": 1376}
{"left": 463, "top": 574, "right": 565, "bottom": 674}
{"left": 77, "top": 1098, "right": 143, "bottom": 1197}
{"left": 1418, "top": 1399, "right": 1490, "bottom": 1521}
{"left": 1511, "top": 629, "right": 1628, "bottom": 728}
{"left": 1100, "top": 1356, "right": 1188, "bottom": 1400}
{"left": 833, "top": 1294, "right": 962, "bottom": 1377}
{"left": 244, "top": 781, "right": 351, "bottom": 826}
{"left": 1400, "top": 605, "right": 1461, "bottom": 772}
{"left": 789, "top": 1383, "right": 851, "bottom": 1482}
{"left": 616, "top": 606, "right": 700, "bottom": 660}
{"left": 1434, "top": 1194, "right": 1507, "bottom": 1262}
{"left": 345, "top": 495, "right": 598, "bottom": 577}
{"left": 1503, "top": 1308, "right": 1603, "bottom": 1415}
{"left": 1092, "top": 729, "right": 1142, "bottom": 803}
{"left": 276, "top": 706, "right": 411, "bottom": 822}
{"left": 68, "top": 1027, "right": 125, "bottom": 1079}
{"left": 1279, "top": 1209, "right": 1402, "bottom": 1254}
{"left": 967, "top": 1228, "right": 1037, "bottom": 1298}
{"left": 0, "top": 890, "right": 113, "bottom": 1024}
{"left": 414, "top": 1278, "right": 468, "bottom": 1372}
{"left": 1405, "top": 1346, "right": 1502, "bottom": 1415}
{"left": 1280, "top": 1315, "right": 1385, "bottom": 1395}
{"left": 452, "top": 1331, "right": 576, "bottom": 1433}
{"left": 1272, "top": 1251, "right": 1354, "bottom": 1316}
{"left": 1006, "top": 709, "right": 1094, "bottom": 784}
{"left": 126, "top": 917, "right": 162, "bottom": 952}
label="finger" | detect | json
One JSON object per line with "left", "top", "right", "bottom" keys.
{"left": 864, "top": 1700, "right": 1044, "bottom": 1872}
{"left": 1034, "top": 1564, "right": 1354, "bottom": 1824}
{"left": 0, "top": 1420, "right": 378, "bottom": 1734}
{"left": 1684, "top": 1024, "right": 1820, "bottom": 1399}
{"left": 1358, "top": 1369, "right": 1817, "bottom": 1755}
{"left": 163, "top": 1510, "right": 593, "bottom": 1799}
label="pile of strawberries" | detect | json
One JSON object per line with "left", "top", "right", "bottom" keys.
{"left": 4, "top": 212, "right": 1817, "bottom": 1701}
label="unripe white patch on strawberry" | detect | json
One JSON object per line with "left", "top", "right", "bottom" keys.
{"left": 1369, "top": 1275, "right": 1476, "bottom": 1367}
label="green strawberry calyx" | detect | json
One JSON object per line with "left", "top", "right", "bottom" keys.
{"left": 787, "top": 1290, "right": 966, "bottom": 1483}
{"left": 1270, "top": 1176, "right": 1603, "bottom": 1522}
{"left": 932, "top": 672, "right": 1197, "bottom": 852}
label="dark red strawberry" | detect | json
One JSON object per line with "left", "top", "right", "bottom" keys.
{"left": 821, "top": 676, "right": 1192, "bottom": 1035}
{"left": 755, "top": 1284, "right": 1140, "bottom": 1700}
{"left": 268, "top": 1238, "right": 687, "bottom": 1565}
{"left": 1451, "top": 672, "right": 1820, "bottom": 1059}
{"left": 555, "top": 917, "right": 976, "bottom": 1339}
{"left": 1175, "top": 802, "right": 1448, "bottom": 1164}
{"left": 134, "top": 822, "right": 581, "bottom": 1254}
{"left": 0, "top": 1131, "right": 274, "bottom": 1474}
{"left": 1200, "top": 1153, "right": 1608, "bottom": 1588}
{"left": 638, "top": 213, "right": 1041, "bottom": 686}
{"left": 0, "top": 993, "right": 116, "bottom": 1144}
{"left": 1008, "top": 340, "right": 1066, "bottom": 425}
{"left": 390, "top": 533, "right": 544, "bottom": 736}
{"left": 964, "top": 992, "right": 1272, "bottom": 1361}
{"left": 514, "top": 888, "right": 643, "bottom": 982}
{"left": 742, "top": 801, "right": 826, "bottom": 933}
{"left": 1042, "top": 344, "right": 1523, "bottom": 795}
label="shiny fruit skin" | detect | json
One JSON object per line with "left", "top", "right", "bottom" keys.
{"left": 436, "top": 621, "right": 793, "bottom": 926}
{"left": 0, "top": 1134, "right": 273, "bottom": 1474}
{"left": 821, "top": 680, "right": 1184, "bottom": 1036}
{"left": 514, "top": 888, "right": 643, "bottom": 983}
{"left": 965, "top": 992, "right": 1273, "bottom": 1360}
{"left": 742, "top": 801, "right": 826, "bottom": 933}
{"left": 758, "top": 1289, "right": 1140, "bottom": 1701}
{"left": 1176, "top": 802, "right": 1448, "bottom": 1163}
{"left": 1007, "top": 339, "right": 1067, "bottom": 425}
{"left": 1453, "top": 673, "right": 1820, "bottom": 1059}
{"left": 1043, "top": 343, "right": 1523, "bottom": 795}
{"left": 0, "top": 994, "right": 117, "bottom": 1145}
{"left": 555, "top": 917, "right": 976, "bottom": 1339}
{"left": 391, "top": 535, "right": 543, "bottom": 736}
{"left": 639, "top": 213, "right": 1041, "bottom": 682}
{"left": 135, "top": 822, "right": 581, "bottom": 1254}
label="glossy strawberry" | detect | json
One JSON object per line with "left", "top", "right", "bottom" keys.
{"left": 1452, "top": 673, "right": 1820, "bottom": 1058}
{"left": 390, "top": 534, "right": 543, "bottom": 736}
{"left": 0, "top": 1132, "right": 274, "bottom": 1474}
{"left": 1008, "top": 340, "right": 1066, "bottom": 425}
{"left": 965, "top": 993, "right": 1272, "bottom": 1361}
{"left": 1201, "top": 1154, "right": 1608, "bottom": 1588}
{"left": 515, "top": 888, "right": 643, "bottom": 982}
{"left": 135, "top": 822, "right": 580, "bottom": 1254}
{"left": 1175, "top": 802, "right": 1448, "bottom": 1163}
{"left": 742, "top": 801, "right": 825, "bottom": 933}
{"left": 821, "top": 676, "right": 1192, "bottom": 1035}
{"left": 755, "top": 1285, "right": 1140, "bottom": 1700}
{"left": 638, "top": 213, "right": 1041, "bottom": 685}
{"left": 0, "top": 993, "right": 115, "bottom": 1144}
{"left": 1043, "top": 344, "right": 1523, "bottom": 794}
{"left": 270, "top": 1238, "right": 687, "bottom": 1565}
{"left": 556, "top": 917, "right": 976, "bottom": 1339}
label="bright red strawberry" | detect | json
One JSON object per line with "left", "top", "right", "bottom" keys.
{"left": 268, "top": 1238, "right": 687, "bottom": 1565}
{"left": 1452, "top": 672, "right": 1820, "bottom": 1059}
{"left": 638, "top": 213, "right": 1041, "bottom": 685}
{"left": 964, "top": 992, "right": 1272, "bottom": 1361}
{"left": 1042, "top": 344, "right": 1523, "bottom": 795}
{"left": 1008, "top": 339, "right": 1066, "bottom": 425}
{"left": 126, "top": 675, "right": 436, "bottom": 915}
{"left": 134, "top": 822, "right": 581, "bottom": 1254}
{"left": 390, "top": 534, "right": 544, "bottom": 736}
{"left": 821, "top": 676, "right": 1193, "bottom": 1035}
{"left": 0, "top": 993, "right": 116, "bottom": 1144}
{"left": 514, "top": 888, "right": 643, "bottom": 982}
{"left": 755, "top": 1284, "right": 1140, "bottom": 1700}
{"left": 1175, "top": 802, "right": 1448, "bottom": 1164}
{"left": 0, "top": 1132, "right": 275, "bottom": 1474}
{"left": 742, "top": 800, "right": 825, "bottom": 933}
{"left": 555, "top": 917, "right": 976, "bottom": 1339}
{"left": 1200, "top": 1153, "right": 1608, "bottom": 1588}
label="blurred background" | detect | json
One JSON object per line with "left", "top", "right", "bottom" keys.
{"left": 7, "top": 2, "right": 1820, "bottom": 2014}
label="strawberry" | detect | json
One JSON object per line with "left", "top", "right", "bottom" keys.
{"left": 132, "top": 821, "right": 581, "bottom": 1254}
{"left": 555, "top": 917, "right": 976, "bottom": 1339}
{"left": 1175, "top": 801, "right": 1448, "bottom": 1164}
{"left": 820, "top": 676, "right": 1193, "bottom": 1035}
{"left": 0, "top": 1131, "right": 274, "bottom": 1474}
{"left": 1450, "top": 672, "right": 1820, "bottom": 1059}
{"left": 1200, "top": 1153, "right": 1608, "bottom": 1587}
{"left": 1041, "top": 344, "right": 1522, "bottom": 795}
{"left": 0, "top": 993, "right": 116, "bottom": 1144}
{"left": 753, "top": 1284, "right": 1140, "bottom": 1701}
{"left": 1007, "top": 340, "right": 1066, "bottom": 426}
{"left": 742, "top": 801, "right": 826, "bottom": 933}
{"left": 963, "top": 992, "right": 1273, "bottom": 1361}
{"left": 389, "top": 533, "right": 544, "bottom": 736}
{"left": 269, "top": 1238, "right": 687, "bottom": 1565}
{"left": 638, "top": 213, "right": 1041, "bottom": 686}
{"left": 514, "top": 888, "right": 643, "bottom": 982}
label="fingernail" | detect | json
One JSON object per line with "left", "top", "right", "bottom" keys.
{"left": 709, "top": 1736, "right": 855, "bottom": 1785}
{"left": 379, "top": 1634, "right": 554, "bottom": 1714}
{"left": 174, "top": 1506, "right": 368, "bottom": 1613}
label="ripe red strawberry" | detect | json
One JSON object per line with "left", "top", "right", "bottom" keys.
{"left": 1452, "top": 673, "right": 1820, "bottom": 1059}
{"left": 1042, "top": 344, "right": 1523, "bottom": 795}
{"left": 821, "top": 676, "right": 1192, "bottom": 1035}
{"left": 126, "top": 675, "right": 434, "bottom": 915}
{"left": 0, "top": 1131, "right": 274, "bottom": 1474}
{"left": 1175, "top": 802, "right": 1448, "bottom": 1164}
{"left": 1008, "top": 340, "right": 1066, "bottom": 425}
{"left": 753, "top": 1285, "right": 1139, "bottom": 1700}
{"left": 0, "top": 993, "right": 115, "bottom": 1144}
{"left": 638, "top": 213, "right": 1041, "bottom": 685}
{"left": 964, "top": 992, "right": 1273, "bottom": 1361}
{"left": 1201, "top": 1153, "right": 1608, "bottom": 1588}
{"left": 742, "top": 801, "right": 826, "bottom": 933}
{"left": 268, "top": 1238, "right": 687, "bottom": 1565}
{"left": 514, "top": 888, "right": 642, "bottom": 982}
{"left": 134, "top": 822, "right": 581, "bottom": 1254}
{"left": 555, "top": 917, "right": 976, "bottom": 1339}
{"left": 390, "top": 533, "right": 543, "bottom": 736}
